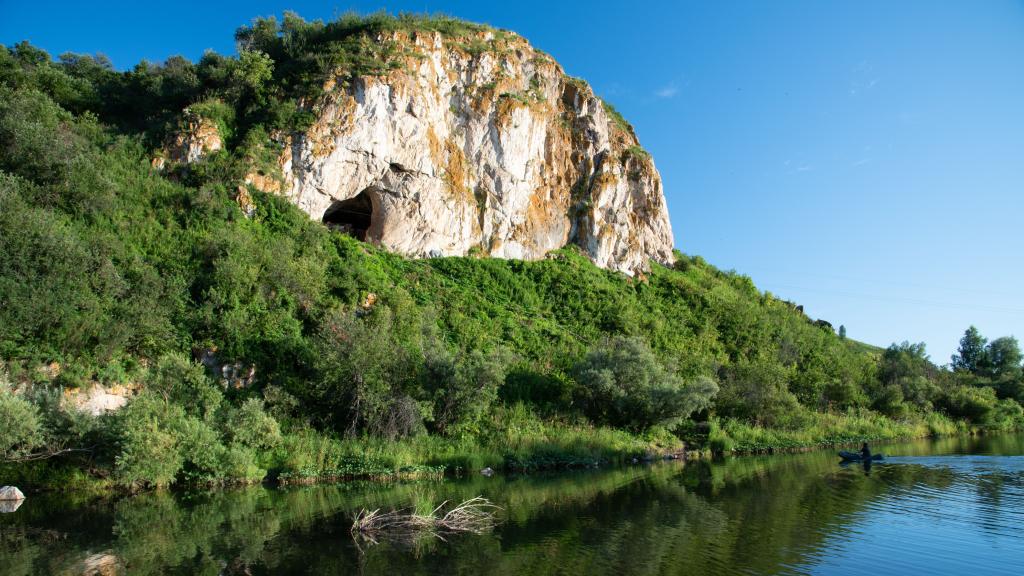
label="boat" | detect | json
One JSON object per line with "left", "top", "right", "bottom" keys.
{"left": 838, "top": 451, "right": 884, "bottom": 461}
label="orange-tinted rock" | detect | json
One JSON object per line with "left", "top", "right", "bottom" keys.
{"left": 275, "top": 31, "right": 674, "bottom": 275}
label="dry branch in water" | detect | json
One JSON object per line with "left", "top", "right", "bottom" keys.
{"left": 351, "top": 496, "right": 500, "bottom": 545}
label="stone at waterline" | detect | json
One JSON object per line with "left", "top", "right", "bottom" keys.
{"left": 0, "top": 486, "right": 25, "bottom": 500}
{"left": 0, "top": 486, "right": 25, "bottom": 512}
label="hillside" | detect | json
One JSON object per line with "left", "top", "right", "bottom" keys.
{"left": 1, "top": 12, "right": 1022, "bottom": 490}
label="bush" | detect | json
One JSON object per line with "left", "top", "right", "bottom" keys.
{"left": 425, "top": 346, "right": 511, "bottom": 435}
{"left": 707, "top": 419, "right": 735, "bottom": 453}
{"left": 146, "top": 353, "right": 223, "bottom": 423}
{"left": 112, "top": 392, "right": 268, "bottom": 487}
{"left": 114, "top": 395, "right": 184, "bottom": 487}
{"left": 573, "top": 336, "right": 718, "bottom": 431}
{"left": 224, "top": 398, "right": 282, "bottom": 450}
{"left": 310, "top": 302, "right": 428, "bottom": 439}
{"left": 872, "top": 384, "right": 910, "bottom": 419}
{"left": 0, "top": 386, "right": 44, "bottom": 461}
{"left": 992, "top": 398, "right": 1024, "bottom": 429}
{"left": 717, "top": 360, "right": 805, "bottom": 429}
{"left": 937, "top": 386, "right": 999, "bottom": 426}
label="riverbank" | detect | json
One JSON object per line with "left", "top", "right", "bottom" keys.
{"left": 3, "top": 407, "right": 1008, "bottom": 495}
{"left": 700, "top": 410, "right": 975, "bottom": 454}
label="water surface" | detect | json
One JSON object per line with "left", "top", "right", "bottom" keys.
{"left": 2, "top": 434, "right": 1022, "bottom": 575}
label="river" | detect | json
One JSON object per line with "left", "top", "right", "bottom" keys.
{"left": 2, "top": 434, "right": 1022, "bottom": 575}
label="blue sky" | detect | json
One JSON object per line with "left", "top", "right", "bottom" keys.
{"left": 3, "top": 0, "right": 1023, "bottom": 362}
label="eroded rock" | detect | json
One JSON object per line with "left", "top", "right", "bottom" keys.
{"left": 63, "top": 384, "right": 135, "bottom": 416}
{"left": 166, "top": 109, "right": 222, "bottom": 164}
{"left": 265, "top": 31, "right": 674, "bottom": 275}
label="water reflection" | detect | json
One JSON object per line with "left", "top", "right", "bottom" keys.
{"left": 2, "top": 434, "right": 1022, "bottom": 575}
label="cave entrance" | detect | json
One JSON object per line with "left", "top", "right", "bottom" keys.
{"left": 323, "top": 190, "right": 375, "bottom": 241}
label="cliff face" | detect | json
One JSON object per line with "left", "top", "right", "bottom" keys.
{"left": 263, "top": 30, "right": 673, "bottom": 274}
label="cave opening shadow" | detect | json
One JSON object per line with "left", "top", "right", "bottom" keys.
{"left": 322, "top": 190, "right": 375, "bottom": 241}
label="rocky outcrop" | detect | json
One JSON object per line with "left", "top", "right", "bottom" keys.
{"left": 196, "top": 348, "right": 257, "bottom": 389}
{"left": 77, "top": 553, "right": 125, "bottom": 576}
{"left": 64, "top": 383, "right": 134, "bottom": 416}
{"left": 268, "top": 30, "right": 673, "bottom": 274}
{"left": 166, "top": 109, "right": 222, "bottom": 164}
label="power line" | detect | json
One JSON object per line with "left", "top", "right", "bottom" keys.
{"left": 760, "top": 283, "right": 1024, "bottom": 315}
{"left": 739, "top": 264, "right": 1022, "bottom": 299}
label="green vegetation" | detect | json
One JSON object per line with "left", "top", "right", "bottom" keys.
{"left": 600, "top": 98, "right": 634, "bottom": 134}
{"left": 1, "top": 13, "right": 1022, "bottom": 492}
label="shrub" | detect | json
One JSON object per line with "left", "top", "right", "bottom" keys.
{"left": 113, "top": 395, "right": 184, "bottom": 487}
{"left": 992, "top": 398, "right": 1024, "bottom": 429}
{"left": 937, "top": 386, "right": 998, "bottom": 426}
{"left": 174, "top": 415, "right": 228, "bottom": 483}
{"left": 311, "top": 302, "right": 428, "bottom": 439}
{"left": 425, "top": 346, "right": 511, "bottom": 435}
{"left": 224, "top": 398, "right": 282, "bottom": 450}
{"left": 573, "top": 336, "right": 718, "bottom": 431}
{"left": 717, "top": 360, "right": 805, "bottom": 429}
{"left": 146, "top": 353, "right": 223, "bottom": 423}
{"left": 872, "top": 384, "right": 909, "bottom": 419}
{"left": 0, "top": 386, "right": 44, "bottom": 461}
{"left": 707, "top": 418, "right": 735, "bottom": 453}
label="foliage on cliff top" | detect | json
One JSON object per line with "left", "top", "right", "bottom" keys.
{"left": 235, "top": 11, "right": 517, "bottom": 101}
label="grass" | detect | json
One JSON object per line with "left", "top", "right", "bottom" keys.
{"left": 601, "top": 98, "right": 633, "bottom": 134}
{"left": 702, "top": 411, "right": 972, "bottom": 454}
{"left": 271, "top": 405, "right": 682, "bottom": 484}
{"left": 351, "top": 496, "right": 500, "bottom": 546}
{"left": 622, "top": 144, "right": 650, "bottom": 161}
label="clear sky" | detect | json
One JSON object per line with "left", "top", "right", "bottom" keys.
{"left": 3, "top": 0, "right": 1023, "bottom": 362}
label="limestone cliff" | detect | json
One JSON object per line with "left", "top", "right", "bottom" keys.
{"left": 198, "top": 29, "right": 674, "bottom": 274}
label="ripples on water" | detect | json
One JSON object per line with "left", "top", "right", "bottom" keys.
{"left": 797, "top": 453, "right": 1024, "bottom": 576}
{"left": 2, "top": 435, "right": 1023, "bottom": 575}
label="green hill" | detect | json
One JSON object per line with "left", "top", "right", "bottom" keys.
{"left": 1, "top": 13, "right": 1021, "bottom": 490}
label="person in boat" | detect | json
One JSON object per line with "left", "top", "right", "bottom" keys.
{"left": 860, "top": 442, "right": 871, "bottom": 460}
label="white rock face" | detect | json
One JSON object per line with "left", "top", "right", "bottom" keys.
{"left": 277, "top": 31, "right": 675, "bottom": 274}
{"left": 64, "top": 383, "right": 135, "bottom": 416}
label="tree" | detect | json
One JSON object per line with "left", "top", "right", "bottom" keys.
{"left": 877, "top": 342, "right": 939, "bottom": 412}
{"left": 574, "top": 336, "right": 718, "bottom": 431}
{"left": 838, "top": 325, "right": 847, "bottom": 340}
{"left": 716, "top": 359, "right": 803, "bottom": 428}
{"left": 311, "top": 300, "right": 427, "bottom": 439}
{"left": 424, "top": 346, "right": 511, "bottom": 435}
{"left": 231, "top": 50, "right": 274, "bottom": 93}
{"left": 984, "top": 336, "right": 1022, "bottom": 380}
{"left": 951, "top": 326, "right": 988, "bottom": 374}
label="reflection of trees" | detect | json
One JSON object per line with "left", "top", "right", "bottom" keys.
{"left": 2, "top": 434, "right": 1022, "bottom": 575}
